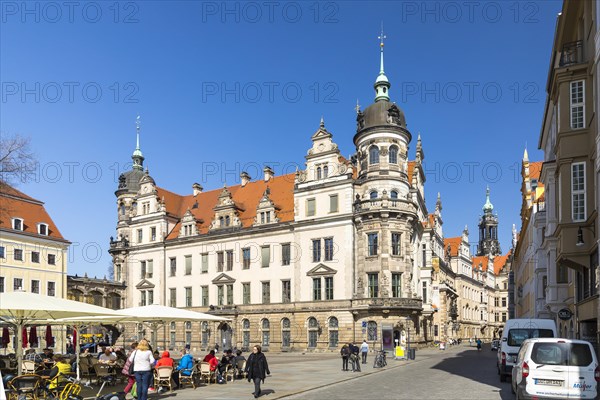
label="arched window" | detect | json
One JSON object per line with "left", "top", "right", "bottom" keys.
{"left": 281, "top": 318, "right": 291, "bottom": 348}
{"left": 261, "top": 319, "right": 270, "bottom": 347}
{"left": 119, "top": 203, "right": 126, "bottom": 215}
{"left": 328, "top": 317, "right": 339, "bottom": 347}
{"left": 370, "top": 191, "right": 378, "bottom": 199}
{"left": 317, "top": 167, "right": 322, "bottom": 180}
{"left": 323, "top": 165, "right": 328, "bottom": 178}
{"left": 242, "top": 319, "right": 250, "bottom": 350}
{"left": 369, "top": 146, "right": 380, "bottom": 165}
{"left": 308, "top": 317, "right": 318, "bottom": 348}
{"left": 225, "top": 215, "right": 230, "bottom": 226}
{"left": 219, "top": 216, "right": 224, "bottom": 227}
{"left": 389, "top": 145, "right": 398, "bottom": 164}
{"left": 185, "top": 321, "right": 192, "bottom": 347}
{"left": 367, "top": 321, "right": 377, "bottom": 341}
{"left": 170, "top": 322, "right": 176, "bottom": 349}
{"left": 90, "top": 291, "right": 103, "bottom": 307}
{"left": 201, "top": 321, "right": 209, "bottom": 348}
{"left": 390, "top": 190, "right": 398, "bottom": 199}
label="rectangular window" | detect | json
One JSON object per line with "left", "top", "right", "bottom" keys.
{"left": 262, "top": 281, "right": 270, "bottom": 304}
{"left": 313, "top": 278, "right": 322, "bottom": 301}
{"left": 147, "top": 260, "right": 153, "bottom": 278}
{"left": 422, "top": 281, "right": 427, "bottom": 303}
{"left": 391, "top": 233, "right": 401, "bottom": 256}
{"left": 0, "top": 277, "right": 4, "bottom": 293}
{"left": 557, "top": 264, "right": 569, "bottom": 284}
{"left": 572, "top": 162, "right": 586, "bottom": 221}
{"left": 243, "top": 283, "right": 251, "bottom": 305}
{"left": 151, "top": 227, "right": 156, "bottom": 241}
{"left": 217, "top": 251, "right": 224, "bottom": 272}
{"left": 392, "top": 273, "right": 401, "bottom": 297}
{"left": 307, "top": 198, "right": 316, "bottom": 217}
{"left": 140, "top": 261, "right": 146, "bottom": 280}
{"left": 368, "top": 273, "right": 379, "bottom": 297}
{"left": 201, "top": 253, "right": 208, "bottom": 273}
{"left": 242, "top": 248, "right": 251, "bottom": 269}
{"left": 14, "top": 278, "right": 23, "bottom": 291}
{"left": 261, "top": 246, "right": 270, "bottom": 268}
{"left": 201, "top": 286, "right": 208, "bottom": 307}
{"left": 282, "top": 280, "right": 291, "bottom": 303}
{"left": 570, "top": 80, "right": 585, "bottom": 129}
{"left": 422, "top": 243, "right": 427, "bottom": 266}
{"left": 185, "top": 255, "right": 192, "bottom": 275}
{"left": 31, "top": 280, "right": 39, "bottom": 294}
{"left": 47, "top": 281, "right": 55, "bottom": 296}
{"left": 312, "top": 239, "right": 321, "bottom": 262}
{"left": 169, "top": 288, "right": 176, "bottom": 307}
{"left": 329, "top": 194, "right": 339, "bottom": 213}
{"left": 368, "top": 233, "right": 378, "bottom": 256}
{"left": 226, "top": 250, "right": 234, "bottom": 271}
{"left": 502, "top": 297, "right": 507, "bottom": 307}
{"left": 31, "top": 251, "right": 39, "bottom": 263}
{"left": 14, "top": 249, "right": 23, "bottom": 261}
{"left": 0, "top": 246, "right": 4, "bottom": 258}
{"left": 13, "top": 218, "right": 22, "bottom": 230}
{"left": 38, "top": 224, "right": 47, "bottom": 235}
{"left": 148, "top": 289, "right": 153, "bottom": 305}
{"left": 170, "top": 257, "right": 177, "bottom": 277}
{"left": 140, "top": 291, "right": 147, "bottom": 306}
{"left": 325, "top": 276, "right": 334, "bottom": 300}
{"left": 324, "top": 238, "right": 334, "bottom": 261}
{"left": 137, "top": 229, "right": 143, "bottom": 243}
{"left": 226, "top": 284, "right": 233, "bottom": 305}
{"left": 48, "top": 254, "right": 55, "bottom": 265}
{"left": 185, "top": 287, "right": 192, "bottom": 307}
{"left": 494, "top": 297, "right": 499, "bottom": 307}
{"left": 217, "top": 285, "right": 224, "bottom": 306}
{"left": 501, "top": 312, "right": 507, "bottom": 322}
{"left": 281, "top": 243, "right": 291, "bottom": 266}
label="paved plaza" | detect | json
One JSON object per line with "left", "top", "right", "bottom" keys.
{"left": 79, "top": 343, "right": 511, "bottom": 400}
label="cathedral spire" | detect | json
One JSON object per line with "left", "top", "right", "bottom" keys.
{"left": 483, "top": 186, "right": 494, "bottom": 214}
{"left": 132, "top": 115, "right": 144, "bottom": 171}
{"left": 374, "top": 23, "right": 391, "bottom": 102}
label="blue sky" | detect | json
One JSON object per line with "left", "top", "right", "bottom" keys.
{"left": 1, "top": 0, "right": 563, "bottom": 277}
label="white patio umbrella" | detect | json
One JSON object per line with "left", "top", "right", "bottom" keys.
{"left": 0, "top": 291, "right": 125, "bottom": 375}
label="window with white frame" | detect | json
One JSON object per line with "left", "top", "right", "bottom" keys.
{"left": 572, "top": 162, "right": 585, "bottom": 221}
{"left": 38, "top": 223, "right": 48, "bottom": 236}
{"left": 261, "top": 319, "right": 270, "bottom": 347}
{"left": 14, "top": 278, "right": 23, "bottom": 291}
{"left": 47, "top": 281, "right": 55, "bottom": 296}
{"left": 281, "top": 318, "right": 291, "bottom": 347}
{"left": 12, "top": 218, "right": 23, "bottom": 231}
{"left": 48, "top": 254, "right": 56, "bottom": 265}
{"left": 570, "top": 80, "right": 585, "bottom": 129}
{"left": 14, "top": 248, "right": 23, "bottom": 261}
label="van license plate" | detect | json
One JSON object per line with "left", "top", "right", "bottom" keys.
{"left": 535, "top": 379, "right": 563, "bottom": 386}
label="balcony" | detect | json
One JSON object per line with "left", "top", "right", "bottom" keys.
{"left": 353, "top": 197, "right": 417, "bottom": 215}
{"left": 109, "top": 237, "right": 129, "bottom": 252}
{"left": 352, "top": 297, "right": 422, "bottom": 311}
{"left": 559, "top": 41, "right": 583, "bottom": 67}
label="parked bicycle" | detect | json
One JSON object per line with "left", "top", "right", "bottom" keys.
{"left": 373, "top": 350, "right": 387, "bottom": 368}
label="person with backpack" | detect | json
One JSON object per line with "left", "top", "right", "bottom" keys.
{"left": 340, "top": 344, "right": 350, "bottom": 371}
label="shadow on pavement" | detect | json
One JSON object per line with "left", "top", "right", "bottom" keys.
{"left": 430, "top": 345, "right": 513, "bottom": 400}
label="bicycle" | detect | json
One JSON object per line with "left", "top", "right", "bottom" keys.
{"left": 373, "top": 350, "right": 387, "bottom": 368}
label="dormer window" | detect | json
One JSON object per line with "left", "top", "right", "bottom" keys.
{"left": 38, "top": 223, "right": 48, "bottom": 236}
{"left": 260, "top": 211, "right": 271, "bottom": 224}
{"left": 12, "top": 218, "right": 23, "bottom": 231}
{"left": 219, "top": 217, "right": 224, "bottom": 227}
{"left": 225, "top": 216, "right": 230, "bottom": 226}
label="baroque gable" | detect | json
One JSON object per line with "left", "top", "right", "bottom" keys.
{"left": 210, "top": 187, "right": 242, "bottom": 231}
{"left": 254, "top": 187, "right": 280, "bottom": 226}
{"left": 179, "top": 209, "right": 199, "bottom": 237}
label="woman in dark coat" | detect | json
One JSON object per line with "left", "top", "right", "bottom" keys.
{"left": 245, "top": 345, "right": 270, "bottom": 398}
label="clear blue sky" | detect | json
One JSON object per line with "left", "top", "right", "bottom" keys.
{"left": 1, "top": 1, "right": 563, "bottom": 277}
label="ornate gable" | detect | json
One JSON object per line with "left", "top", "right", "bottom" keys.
{"left": 254, "top": 187, "right": 280, "bottom": 226}
{"left": 210, "top": 187, "right": 242, "bottom": 231}
{"left": 306, "top": 263, "right": 337, "bottom": 277}
{"left": 179, "top": 209, "right": 198, "bottom": 237}
{"left": 135, "top": 278, "right": 155, "bottom": 290}
{"left": 300, "top": 118, "right": 346, "bottom": 184}
{"left": 211, "top": 273, "right": 236, "bottom": 284}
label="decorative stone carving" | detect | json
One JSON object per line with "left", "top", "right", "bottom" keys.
{"left": 380, "top": 147, "right": 389, "bottom": 157}
{"left": 356, "top": 110, "right": 365, "bottom": 131}
{"left": 387, "top": 104, "right": 402, "bottom": 125}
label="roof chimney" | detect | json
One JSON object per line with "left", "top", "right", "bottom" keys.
{"left": 263, "top": 166, "right": 274, "bottom": 182}
{"left": 240, "top": 172, "right": 251, "bottom": 187}
{"left": 192, "top": 183, "right": 203, "bottom": 196}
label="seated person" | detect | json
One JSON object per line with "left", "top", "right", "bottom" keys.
{"left": 42, "top": 348, "right": 54, "bottom": 362}
{"left": 218, "top": 349, "right": 235, "bottom": 375}
{"left": 47, "top": 355, "right": 72, "bottom": 391}
{"left": 154, "top": 351, "right": 174, "bottom": 393}
{"left": 174, "top": 349, "right": 194, "bottom": 389}
{"left": 98, "top": 348, "right": 117, "bottom": 364}
{"left": 25, "top": 348, "right": 43, "bottom": 364}
{"left": 202, "top": 349, "right": 216, "bottom": 363}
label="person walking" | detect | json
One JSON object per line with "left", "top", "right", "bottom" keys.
{"left": 360, "top": 340, "right": 369, "bottom": 364}
{"left": 129, "top": 339, "right": 154, "bottom": 400}
{"left": 245, "top": 345, "right": 270, "bottom": 398}
{"left": 122, "top": 342, "right": 138, "bottom": 396}
{"left": 476, "top": 338, "right": 482, "bottom": 351}
{"left": 340, "top": 344, "right": 350, "bottom": 371}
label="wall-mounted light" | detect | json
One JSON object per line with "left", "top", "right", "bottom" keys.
{"left": 576, "top": 225, "right": 596, "bottom": 247}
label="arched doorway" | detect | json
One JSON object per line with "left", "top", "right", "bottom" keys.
{"left": 219, "top": 323, "right": 232, "bottom": 350}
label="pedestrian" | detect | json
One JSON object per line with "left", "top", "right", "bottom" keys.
{"left": 476, "top": 338, "right": 482, "bottom": 351}
{"left": 245, "top": 344, "right": 270, "bottom": 398}
{"left": 129, "top": 339, "right": 155, "bottom": 400}
{"left": 340, "top": 344, "right": 350, "bottom": 371}
{"left": 122, "top": 342, "right": 138, "bottom": 396}
{"left": 360, "top": 340, "right": 369, "bottom": 364}
{"left": 349, "top": 343, "right": 361, "bottom": 372}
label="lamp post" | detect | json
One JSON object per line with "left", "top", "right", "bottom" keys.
{"left": 576, "top": 225, "right": 596, "bottom": 247}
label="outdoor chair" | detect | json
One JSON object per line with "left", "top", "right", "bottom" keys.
{"left": 93, "top": 363, "right": 114, "bottom": 386}
{"left": 21, "top": 360, "right": 37, "bottom": 374}
{"left": 199, "top": 362, "right": 214, "bottom": 384}
{"left": 236, "top": 359, "right": 247, "bottom": 379}
{"left": 78, "top": 356, "right": 94, "bottom": 383}
{"left": 154, "top": 366, "right": 174, "bottom": 392}
{"left": 178, "top": 363, "right": 197, "bottom": 389}
{"left": 224, "top": 364, "right": 235, "bottom": 382}
{"left": 6, "top": 374, "right": 43, "bottom": 400}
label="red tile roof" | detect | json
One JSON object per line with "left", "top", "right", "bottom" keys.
{"left": 529, "top": 161, "right": 543, "bottom": 182}
{"left": 164, "top": 174, "right": 296, "bottom": 240}
{"left": 444, "top": 237, "right": 462, "bottom": 257}
{"left": 0, "top": 184, "right": 67, "bottom": 241}
{"left": 469, "top": 252, "right": 511, "bottom": 275}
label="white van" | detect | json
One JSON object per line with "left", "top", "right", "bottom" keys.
{"left": 498, "top": 319, "right": 557, "bottom": 382}
{"left": 511, "top": 338, "right": 599, "bottom": 399}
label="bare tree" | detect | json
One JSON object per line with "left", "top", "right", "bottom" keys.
{"left": 107, "top": 261, "right": 115, "bottom": 281}
{"left": 0, "top": 133, "right": 36, "bottom": 190}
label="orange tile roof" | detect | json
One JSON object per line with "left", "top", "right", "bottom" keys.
{"left": 472, "top": 255, "right": 488, "bottom": 272}
{"left": 407, "top": 161, "right": 415, "bottom": 183}
{"left": 164, "top": 174, "right": 296, "bottom": 240}
{"left": 493, "top": 252, "right": 511, "bottom": 275}
{"left": 529, "top": 161, "right": 543, "bottom": 181}
{"left": 0, "top": 184, "right": 67, "bottom": 241}
{"left": 444, "top": 237, "right": 462, "bottom": 257}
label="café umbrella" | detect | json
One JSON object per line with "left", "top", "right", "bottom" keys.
{"left": 0, "top": 290, "right": 124, "bottom": 374}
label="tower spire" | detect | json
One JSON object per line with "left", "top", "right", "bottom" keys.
{"left": 483, "top": 186, "right": 493, "bottom": 213}
{"left": 132, "top": 115, "right": 144, "bottom": 171}
{"left": 374, "top": 23, "right": 391, "bottom": 102}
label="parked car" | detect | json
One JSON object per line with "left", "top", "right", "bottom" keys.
{"left": 498, "top": 319, "right": 557, "bottom": 382}
{"left": 511, "top": 338, "right": 599, "bottom": 399}
{"left": 491, "top": 340, "right": 500, "bottom": 351}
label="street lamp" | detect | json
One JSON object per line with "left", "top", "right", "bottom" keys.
{"left": 576, "top": 225, "right": 596, "bottom": 247}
